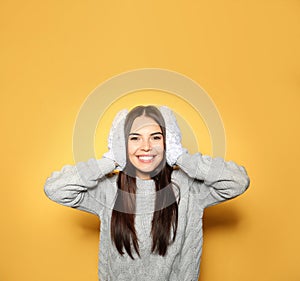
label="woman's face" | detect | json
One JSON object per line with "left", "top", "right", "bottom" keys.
{"left": 127, "top": 115, "right": 164, "bottom": 179}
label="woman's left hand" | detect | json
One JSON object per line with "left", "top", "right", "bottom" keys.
{"left": 159, "top": 106, "right": 188, "bottom": 166}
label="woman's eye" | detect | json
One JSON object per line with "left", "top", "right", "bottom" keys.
{"left": 129, "top": 136, "right": 140, "bottom": 141}
{"left": 152, "top": 135, "right": 162, "bottom": 141}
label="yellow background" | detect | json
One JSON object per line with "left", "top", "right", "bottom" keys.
{"left": 1, "top": 0, "right": 299, "bottom": 280}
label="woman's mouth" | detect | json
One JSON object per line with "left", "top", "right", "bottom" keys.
{"left": 137, "top": 155, "right": 155, "bottom": 163}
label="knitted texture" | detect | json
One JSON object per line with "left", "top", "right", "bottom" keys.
{"left": 44, "top": 153, "right": 250, "bottom": 281}
{"left": 103, "top": 109, "right": 128, "bottom": 170}
{"left": 159, "top": 106, "right": 187, "bottom": 166}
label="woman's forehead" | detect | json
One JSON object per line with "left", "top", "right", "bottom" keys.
{"left": 130, "top": 116, "right": 162, "bottom": 133}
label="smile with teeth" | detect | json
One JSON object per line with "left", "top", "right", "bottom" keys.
{"left": 137, "top": 155, "right": 155, "bottom": 162}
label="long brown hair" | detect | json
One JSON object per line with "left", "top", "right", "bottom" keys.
{"left": 110, "top": 105, "right": 179, "bottom": 259}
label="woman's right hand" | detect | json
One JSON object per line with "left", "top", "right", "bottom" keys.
{"left": 103, "top": 109, "right": 128, "bottom": 171}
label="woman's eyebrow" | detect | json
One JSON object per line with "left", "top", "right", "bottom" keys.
{"left": 150, "top": 132, "right": 163, "bottom": 136}
{"left": 128, "top": 132, "right": 163, "bottom": 136}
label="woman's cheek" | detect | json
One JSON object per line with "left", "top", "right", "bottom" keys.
{"left": 128, "top": 143, "right": 139, "bottom": 154}
{"left": 152, "top": 143, "right": 164, "bottom": 153}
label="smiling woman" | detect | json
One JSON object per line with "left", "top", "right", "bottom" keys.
{"left": 44, "top": 105, "right": 250, "bottom": 281}
{"left": 127, "top": 107, "right": 165, "bottom": 179}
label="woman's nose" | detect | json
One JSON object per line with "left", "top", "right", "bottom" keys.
{"left": 141, "top": 139, "right": 151, "bottom": 151}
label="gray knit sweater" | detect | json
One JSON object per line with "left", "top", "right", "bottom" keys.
{"left": 44, "top": 153, "right": 250, "bottom": 281}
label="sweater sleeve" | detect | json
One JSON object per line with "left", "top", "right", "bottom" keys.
{"left": 44, "top": 157, "right": 116, "bottom": 216}
{"left": 176, "top": 153, "right": 250, "bottom": 207}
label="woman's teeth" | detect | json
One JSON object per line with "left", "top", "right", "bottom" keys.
{"left": 138, "top": 156, "right": 154, "bottom": 161}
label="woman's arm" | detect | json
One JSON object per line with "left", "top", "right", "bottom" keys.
{"left": 176, "top": 153, "right": 250, "bottom": 207}
{"left": 44, "top": 157, "right": 116, "bottom": 215}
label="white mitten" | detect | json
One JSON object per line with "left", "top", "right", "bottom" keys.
{"left": 159, "top": 106, "right": 187, "bottom": 166}
{"left": 103, "top": 109, "right": 128, "bottom": 170}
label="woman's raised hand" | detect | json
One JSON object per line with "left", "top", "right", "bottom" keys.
{"left": 159, "top": 106, "right": 187, "bottom": 166}
{"left": 103, "top": 109, "right": 128, "bottom": 170}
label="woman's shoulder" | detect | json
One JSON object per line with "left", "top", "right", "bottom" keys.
{"left": 171, "top": 166, "right": 207, "bottom": 197}
{"left": 171, "top": 167, "right": 191, "bottom": 194}
{"left": 171, "top": 165, "right": 190, "bottom": 180}
{"left": 88, "top": 172, "right": 118, "bottom": 200}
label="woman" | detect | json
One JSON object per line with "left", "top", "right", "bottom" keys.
{"left": 44, "top": 105, "right": 250, "bottom": 281}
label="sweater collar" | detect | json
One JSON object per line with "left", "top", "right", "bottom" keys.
{"left": 135, "top": 177, "right": 156, "bottom": 194}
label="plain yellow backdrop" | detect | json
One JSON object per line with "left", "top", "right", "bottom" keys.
{"left": 1, "top": 0, "right": 299, "bottom": 280}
